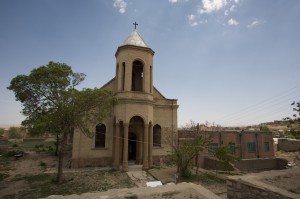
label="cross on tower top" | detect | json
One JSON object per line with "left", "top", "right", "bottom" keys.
{"left": 133, "top": 22, "right": 138, "bottom": 30}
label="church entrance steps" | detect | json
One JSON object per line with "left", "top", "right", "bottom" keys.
{"left": 127, "top": 163, "right": 142, "bottom": 171}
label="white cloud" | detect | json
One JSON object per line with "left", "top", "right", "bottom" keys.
{"left": 228, "top": 18, "right": 239, "bottom": 26}
{"left": 247, "top": 20, "right": 261, "bottom": 28}
{"left": 187, "top": 14, "right": 198, "bottom": 26}
{"left": 229, "top": 5, "right": 236, "bottom": 12}
{"left": 187, "top": 0, "right": 241, "bottom": 26}
{"left": 225, "top": 3, "right": 236, "bottom": 15}
{"left": 168, "top": 0, "right": 190, "bottom": 3}
{"left": 113, "top": 0, "right": 127, "bottom": 14}
{"left": 199, "top": 0, "right": 228, "bottom": 14}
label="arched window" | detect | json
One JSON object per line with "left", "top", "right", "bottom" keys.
{"left": 153, "top": 124, "right": 161, "bottom": 147}
{"left": 131, "top": 60, "right": 143, "bottom": 91}
{"left": 122, "top": 62, "right": 125, "bottom": 90}
{"left": 150, "top": 65, "right": 152, "bottom": 93}
{"left": 95, "top": 123, "right": 106, "bottom": 148}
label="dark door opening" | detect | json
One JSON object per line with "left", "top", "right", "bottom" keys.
{"left": 128, "top": 132, "right": 136, "bottom": 161}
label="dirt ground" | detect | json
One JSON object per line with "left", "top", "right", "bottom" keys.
{"left": 261, "top": 169, "right": 300, "bottom": 194}
{"left": 0, "top": 151, "right": 57, "bottom": 198}
{"left": 149, "top": 166, "right": 227, "bottom": 199}
{"left": 0, "top": 151, "right": 227, "bottom": 199}
{"left": 0, "top": 151, "right": 135, "bottom": 199}
{"left": 1, "top": 150, "right": 299, "bottom": 198}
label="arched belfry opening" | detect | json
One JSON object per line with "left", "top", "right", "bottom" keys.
{"left": 131, "top": 60, "right": 143, "bottom": 92}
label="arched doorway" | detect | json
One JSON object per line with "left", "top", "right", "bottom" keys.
{"left": 128, "top": 132, "right": 137, "bottom": 161}
{"left": 129, "top": 116, "right": 144, "bottom": 164}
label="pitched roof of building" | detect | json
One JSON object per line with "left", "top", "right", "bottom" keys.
{"left": 122, "top": 30, "right": 148, "bottom": 48}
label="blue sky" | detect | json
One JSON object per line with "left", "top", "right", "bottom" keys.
{"left": 0, "top": 0, "right": 300, "bottom": 127}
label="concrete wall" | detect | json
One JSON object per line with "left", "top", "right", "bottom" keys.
{"left": 203, "top": 157, "right": 235, "bottom": 171}
{"left": 203, "top": 157, "right": 287, "bottom": 172}
{"left": 234, "top": 158, "right": 287, "bottom": 172}
{"left": 278, "top": 138, "right": 300, "bottom": 152}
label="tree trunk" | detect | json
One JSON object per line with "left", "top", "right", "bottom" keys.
{"left": 55, "top": 133, "right": 59, "bottom": 156}
{"left": 196, "top": 153, "right": 199, "bottom": 175}
{"left": 57, "top": 130, "right": 68, "bottom": 183}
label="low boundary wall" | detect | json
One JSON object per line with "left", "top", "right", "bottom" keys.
{"left": 227, "top": 169, "right": 300, "bottom": 199}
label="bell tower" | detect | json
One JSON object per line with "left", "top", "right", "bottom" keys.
{"left": 115, "top": 30, "right": 155, "bottom": 95}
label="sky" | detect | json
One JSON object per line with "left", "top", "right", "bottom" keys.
{"left": 0, "top": 0, "right": 300, "bottom": 128}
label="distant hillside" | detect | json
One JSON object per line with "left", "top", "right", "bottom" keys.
{"left": 0, "top": 124, "right": 21, "bottom": 129}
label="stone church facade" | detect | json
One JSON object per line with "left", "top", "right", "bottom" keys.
{"left": 72, "top": 31, "right": 178, "bottom": 171}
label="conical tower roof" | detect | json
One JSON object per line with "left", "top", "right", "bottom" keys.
{"left": 122, "top": 30, "right": 148, "bottom": 48}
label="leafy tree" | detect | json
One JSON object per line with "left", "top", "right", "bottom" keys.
{"left": 283, "top": 101, "right": 300, "bottom": 139}
{"left": 180, "top": 120, "right": 198, "bottom": 130}
{"left": 0, "top": 128, "right": 4, "bottom": 136}
{"left": 212, "top": 145, "right": 239, "bottom": 175}
{"left": 259, "top": 125, "right": 270, "bottom": 132}
{"left": 171, "top": 135, "right": 212, "bottom": 178}
{"left": 8, "top": 127, "right": 22, "bottom": 139}
{"left": 7, "top": 62, "right": 116, "bottom": 182}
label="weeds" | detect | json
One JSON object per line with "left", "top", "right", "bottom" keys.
{"left": 39, "top": 161, "right": 47, "bottom": 170}
{"left": 12, "top": 144, "right": 18, "bottom": 148}
{"left": 181, "top": 173, "right": 226, "bottom": 185}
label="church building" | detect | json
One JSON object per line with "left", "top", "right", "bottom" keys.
{"left": 71, "top": 29, "right": 178, "bottom": 171}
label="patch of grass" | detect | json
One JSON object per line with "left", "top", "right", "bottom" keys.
{"left": 181, "top": 173, "right": 226, "bottom": 185}
{"left": 3, "top": 194, "right": 17, "bottom": 199}
{"left": 22, "top": 173, "right": 50, "bottom": 183}
{"left": 7, "top": 170, "right": 136, "bottom": 199}
{"left": 2, "top": 150, "right": 16, "bottom": 158}
{"left": 12, "top": 143, "right": 18, "bottom": 147}
{"left": 20, "top": 140, "right": 56, "bottom": 152}
{"left": 118, "top": 177, "right": 136, "bottom": 188}
{"left": 39, "top": 161, "right": 47, "bottom": 169}
{"left": 218, "top": 171, "right": 240, "bottom": 176}
{"left": 0, "top": 140, "right": 11, "bottom": 148}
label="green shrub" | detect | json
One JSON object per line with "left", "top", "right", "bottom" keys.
{"left": 39, "top": 161, "right": 47, "bottom": 169}
{"left": 3, "top": 150, "right": 16, "bottom": 157}
{"left": 12, "top": 144, "right": 18, "bottom": 148}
